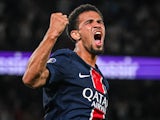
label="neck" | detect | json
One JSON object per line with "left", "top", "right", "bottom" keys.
{"left": 74, "top": 46, "right": 97, "bottom": 68}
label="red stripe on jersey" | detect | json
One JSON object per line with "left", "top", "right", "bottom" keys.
{"left": 91, "top": 109, "right": 104, "bottom": 120}
{"left": 90, "top": 68, "right": 105, "bottom": 119}
{"left": 91, "top": 69, "right": 105, "bottom": 94}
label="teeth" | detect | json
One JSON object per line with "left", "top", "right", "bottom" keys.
{"left": 95, "top": 32, "right": 101, "bottom": 35}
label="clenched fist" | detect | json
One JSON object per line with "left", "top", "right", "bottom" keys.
{"left": 46, "top": 13, "right": 69, "bottom": 39}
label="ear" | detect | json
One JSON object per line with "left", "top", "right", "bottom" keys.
{"left": 70, "top": 30, "right": 81, "bottom": 42}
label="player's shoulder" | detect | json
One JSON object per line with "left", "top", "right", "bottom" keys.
{"left": 51, "top": 48, "right": 73, "bottom": 57}
{"left": 52, "top": 48, "right": 73, "bottom": 56}
{"left": 47, "top": 49, "right": 74, "bottom": 64}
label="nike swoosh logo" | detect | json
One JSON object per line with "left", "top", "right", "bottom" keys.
{"left": 79, "top": 73, "right": 90, "bottom": 78}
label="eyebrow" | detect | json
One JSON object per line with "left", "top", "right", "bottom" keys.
{"left": 84, "top": 18, "right": 103, "bottom": 24}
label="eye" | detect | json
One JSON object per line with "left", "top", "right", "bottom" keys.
{"left": 97, "top": 20, "right": 104, "bottom": 24}
{"left": 85, "top": 20, "right": 93, "bottom": 24}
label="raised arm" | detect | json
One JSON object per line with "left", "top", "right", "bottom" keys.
{"left": 22, "top": 13, "right": 68, "bottom": 89}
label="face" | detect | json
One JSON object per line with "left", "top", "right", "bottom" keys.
{"left": 77, "top": 11, "right": 105, "bottom": 55}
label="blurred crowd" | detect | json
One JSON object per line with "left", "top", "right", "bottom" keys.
{"left": 0, "top": 0, "right": 160, "bottom": 56}
{"left": 108, "top": 80, "right": 160, "bottom": 120}
{"left": 0, "top": 76, "right": 43, "bottom": 120}
{"left": 0, "top": 0, "right": 160, "bottom": 120}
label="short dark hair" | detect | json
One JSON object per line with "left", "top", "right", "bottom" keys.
{"left": 66, "top": 4, "right": 103, "bottom": 41}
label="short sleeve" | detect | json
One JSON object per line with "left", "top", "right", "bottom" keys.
{"left": 45, "top": 49, "right": 73, "bottom": 86}
{"left": 46, "top": 56, "right": 64, "bottom": 86}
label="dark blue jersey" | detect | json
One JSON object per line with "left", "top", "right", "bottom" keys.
{"left": 43, "top": 49, "right": 109, "bottom": 120}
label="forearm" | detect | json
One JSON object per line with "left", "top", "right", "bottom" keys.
{"left": 29, "top": 29, "right": 59, "bottom": 72}
{"left": 22, "top": 30, "right": 58, "bottom": 88}
{"left": 28, "top": 32, "right": 57, "bottom": 75}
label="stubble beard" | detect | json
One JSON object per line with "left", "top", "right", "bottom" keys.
{"left": 87, "top": 44, "right": 104, "bottom": 55}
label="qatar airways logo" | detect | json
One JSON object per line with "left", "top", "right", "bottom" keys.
{"left": 82, "top": 88, "right": 108, "bottom": 114}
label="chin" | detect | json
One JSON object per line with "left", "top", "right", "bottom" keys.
{"left": 90, "top": 48, "right": 104, "bottom": 55}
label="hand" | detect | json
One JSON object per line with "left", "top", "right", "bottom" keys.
{"left": 47, "top": 13, "right": 69, "bottom": 39}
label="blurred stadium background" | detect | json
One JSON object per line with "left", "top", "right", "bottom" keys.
{"left": 0, "top": 0, "right": 160, "bottom": 120}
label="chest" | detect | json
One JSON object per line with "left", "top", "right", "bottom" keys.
{"left": 63, "top": 61, "right": 109, "bottom": 95}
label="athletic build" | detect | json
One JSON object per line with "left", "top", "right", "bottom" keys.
{"left": 23, "top": 4, "right": 109, "bottom": 120}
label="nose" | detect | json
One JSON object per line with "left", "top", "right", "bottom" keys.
{"left": 93, "top": 21, "right": 102, "bottom": 28}
{"left": 93, "top": 24, "right": 102, "bottom": 31}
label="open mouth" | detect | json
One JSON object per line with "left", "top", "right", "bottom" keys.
{"left": 94, "top": 32, "right": 102, "bottom": 46}
{"left": 94, "top": 32, "right": 101, "bottom": 40}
